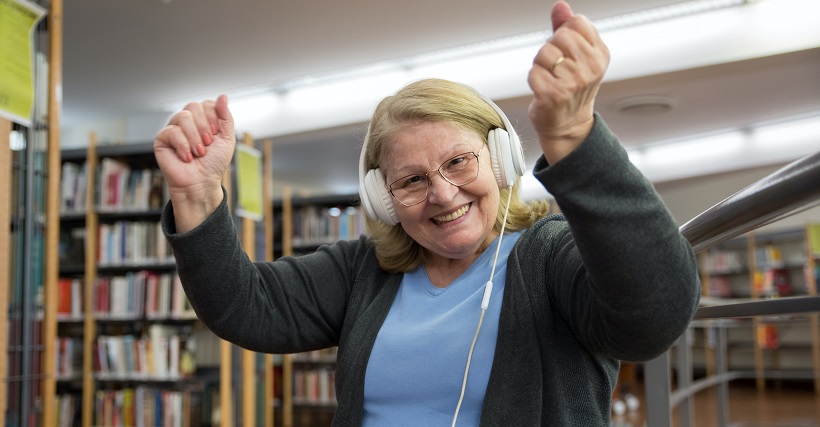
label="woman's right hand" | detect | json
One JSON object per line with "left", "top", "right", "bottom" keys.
{"left": 154, "top": 94, "right": 235, "bottom": 233}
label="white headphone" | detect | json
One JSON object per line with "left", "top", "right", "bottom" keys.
{"left": 358, "top": 90, "right": 526, "bottom": 226}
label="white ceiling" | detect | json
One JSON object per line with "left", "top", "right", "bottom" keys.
{"left": 61, "top": 0, "right": 820, "bottom": 198}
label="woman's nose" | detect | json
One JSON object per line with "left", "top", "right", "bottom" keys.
{"left": 426, "top": 173, "right": 458, "bottom": 204}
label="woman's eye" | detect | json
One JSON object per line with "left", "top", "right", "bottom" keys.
{"left": 400, "top": 175, "right": 426, "bottom": 188}
{"left": 447, "top": 155, "right": 468, "bottom": 170}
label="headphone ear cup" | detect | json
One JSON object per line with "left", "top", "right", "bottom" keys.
{"left": 488, "top": 128, "right": 525, "bottom": 189}
{"left": 362, "top": 168, "right": 399, "bottom": 226}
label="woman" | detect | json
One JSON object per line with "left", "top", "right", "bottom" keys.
{"left": 154, "top": 2, "right": 700, "bottom": 425}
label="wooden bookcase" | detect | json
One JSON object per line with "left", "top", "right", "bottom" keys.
{"left": 57, "top": 139, "right": 215, "bottom": 426}
{"left": 1, "top": 0, "right": 62, "bottom": 425}
{"left": 271, "top": 192, "right": 363, "bottom": 426}
{"left": 696, "top": 224, "right": 820, "bottom": 393}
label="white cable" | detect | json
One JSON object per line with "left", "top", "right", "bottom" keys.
{"left": 488, "top": 187, "right": 514, "bottom": 285}
{"left": 452, "top": 187, "right": 514, "bottom": 427}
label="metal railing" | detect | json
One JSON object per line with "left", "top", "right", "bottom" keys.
{"left": 642, "top": 148, "right": 820, "bottom": 427}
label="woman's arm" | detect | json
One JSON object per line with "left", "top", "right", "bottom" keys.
{"left": 535, "top": 115, "right": 700, "bottom": 361}
{"left": 161, "top": 191, "right": 370, "bottom": 353}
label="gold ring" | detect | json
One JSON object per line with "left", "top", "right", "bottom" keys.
{"left": 551, "top": 56, "right": 566, "bottom": 71}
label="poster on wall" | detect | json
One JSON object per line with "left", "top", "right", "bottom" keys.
{"left": 236, "top": 143, "right": 264, "bottom": 221}
{"left": 0, "top": 0, "right": 47, "bottom": 126}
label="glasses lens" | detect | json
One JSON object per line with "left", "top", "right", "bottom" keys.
{"left": 390, "top": 175, "right": 428, "bottom": 206}
{"left": 440, "top": 152, "right": 479, "bottom": 186}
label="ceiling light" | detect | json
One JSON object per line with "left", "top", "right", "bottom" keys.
{"left": 594, "top": 0, "right": 749, "bottom": 32}
{"left": 644, "top": 130, "right": 745, "bottom": 165}
{"left": 262, "top": 0, "right": 752, "bottom": 95}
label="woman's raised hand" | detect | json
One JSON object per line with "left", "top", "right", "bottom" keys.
{"left": 154, "top": 95, "right": 235, "bottom": 233}
{"left": 528, "top": 1, "right": 610, "bottom": 164}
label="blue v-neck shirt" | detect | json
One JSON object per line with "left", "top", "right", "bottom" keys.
{"left": 363, "top": 231, "right": 523, "bottom": 426}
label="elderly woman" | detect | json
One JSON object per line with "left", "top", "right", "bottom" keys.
{"left": 154, "top": 2, "right": 700, "bottom": 425}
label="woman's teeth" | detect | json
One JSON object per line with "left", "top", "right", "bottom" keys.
{"left": 433, "top": 204, "right": 469, "bottom": 224}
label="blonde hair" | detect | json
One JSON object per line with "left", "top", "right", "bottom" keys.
{"left": 362, "top": 78, "right": 550, "bottom": 273}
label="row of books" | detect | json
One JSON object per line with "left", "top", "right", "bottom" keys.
{"left": 57, "top": 277, "right": 83, "bottom": 320}
{"left": 756, "top": 245, "right": 787, "bottom": 270}
{"left": 60, "top": 159, "right": 168, "bottom": 214}
{"left": 60, "top": 272, "right": 195, "bottom": 320}
{"left": 292, "top": 346, "right": 338, "bottom": 363}
{"left": 93, "top": 387, "right": 202, "bottom": 427}
{"left": 91, "top": 271, "right": 196, "bottom": 320}
{"left": 290, "top": 205, "right": 365, "bottom": 247}
{"left": 292, "top": 367, "right": 336, "bottom": 406}
{"left": 98, "top": 221, "right": 173, "bottom": 267}
{"left": 56, "top": 394, "right": 80, "bottom": 427}
{"left": 701, "top": 250, "right": 745, "bottom": 274}
{"left": 753, "top": 269, "right": 794, "bottom": 298}
{"left": 94, "top": 325, "right": 196, "bottom": 380}
{"left": 55, "top": 337, "right": 83, "bottom": 380}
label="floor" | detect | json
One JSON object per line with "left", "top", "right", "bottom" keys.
{"left": 611, "top": 381, "right": 820, "bottom": 427}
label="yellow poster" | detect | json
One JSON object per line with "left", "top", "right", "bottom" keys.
{"left": 0, "top": 0, "right": 46, "bottom": 126}
{"left": 236, "top": 143, "right": 264, "bottom": 221}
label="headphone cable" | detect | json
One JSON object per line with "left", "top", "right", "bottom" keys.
{"left": 451, "top": 187, "right": 514, "bottom": 427}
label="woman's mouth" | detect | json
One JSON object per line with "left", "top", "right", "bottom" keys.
{"left": 432, "top": 203, "right": 471, "bottom": 224}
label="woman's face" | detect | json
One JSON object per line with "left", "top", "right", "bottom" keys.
{"left": 382, "top": 121, "right": 500, "bottom": 262}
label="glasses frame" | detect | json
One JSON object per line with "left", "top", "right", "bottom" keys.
{"left": 387, "top": 146, "right": 484, "bottom": 207}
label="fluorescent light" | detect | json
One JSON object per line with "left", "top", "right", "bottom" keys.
{"left": 230, "top": 92, "right": 280, "bottom": 128}
{"left": 283, "top": 71, "right": 407, "bottom": 113}
{"left": 644, "top": 131, "right": 745, "bottom": 165}
{"left": 626, "top": 111, "right": 820, "bottom": 183}
{"left": 595, "top": 0, "right": 747, "bottom": 32}
{"left": 254, "top": 0, "right": 753, "bottom": 95}
{"left": 409, "top": 46, "right": 536, "bottom": 89}
{"left": 201, "top": 0, "right": 820, "bottom": 141}
{"left": 752, "top": 114, "right": 820, "bottom": 148}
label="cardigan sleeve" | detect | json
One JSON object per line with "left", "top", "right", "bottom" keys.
{"left": 532, "top": 114, "right": 701, "bottom": 361}
{"left": 161, "top": 191, "right": 372, "bottom": 354}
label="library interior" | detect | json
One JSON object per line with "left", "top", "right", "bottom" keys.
{"left": 3, "top": 0, "right": 820, "bottom": 426}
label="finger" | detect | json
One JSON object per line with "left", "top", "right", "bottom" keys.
{"left": 548, "top": 19, "right": 608, "bottom": 76}
{"left": 202, "top": 99, "right": 218, "bottom": 143}
{"left": 551, "top": 1, "right": 574, "bottom": 32}
{"left": 183, "top": 102, "right": 211, "bottom": 156}
{"left": 532, "top": 43, "right": 568, "bottom": 76}
{"left": 174, "top": 110, "right": 207, "bottom": 158}
{"left": 560, "top": 14, "right": 604, "bottom": 49}
{"left": 157, "top": 125, "right": 194, "bottom": 163}
{"left": 215, "top": 95, "right": 235, "bottom": 140}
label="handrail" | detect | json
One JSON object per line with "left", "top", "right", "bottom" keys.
{"left": 694, "top": 295, "right": 820, "bottom": 320}
{"left": 679, "top": 149, "right": 820, "bottom": 253}
{"left": 643, "top": 148, "right": 820, "bottom": 427}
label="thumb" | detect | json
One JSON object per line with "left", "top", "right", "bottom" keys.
{"left": 551, "top": 1, "right": 574, "bottom": 32}
{"left": 215, "top": 94, "right": 235, "bottom": 139}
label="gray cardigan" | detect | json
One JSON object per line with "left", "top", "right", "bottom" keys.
{"left": 162, "top": 115, "right": 700, "bottom": 426}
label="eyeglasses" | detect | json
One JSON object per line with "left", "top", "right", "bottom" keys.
{"left": 388, "top": 146, "right": 483, "bottom": 207}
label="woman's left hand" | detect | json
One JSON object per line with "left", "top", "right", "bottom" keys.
{"left": 528, "top": 1, "right": 610, "bottom": 165}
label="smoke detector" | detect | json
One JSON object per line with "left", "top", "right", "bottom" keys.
{"left": 614, "top": 94, "right": 676, "bottom": 115}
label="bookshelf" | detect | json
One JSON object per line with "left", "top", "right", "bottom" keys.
{"left": 696, "top": 224, "right": 820, "bottom": 393}
{"left": 2, "top": 0, "right": 60, "bottom": 425}
{"left": 271, "top": 192, "right": 363, "bottom": 426}
{"left": 58, "top": 139, "right": 213, "bottom": 426}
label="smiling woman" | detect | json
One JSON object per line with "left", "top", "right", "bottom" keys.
{"left": 154, "top": 2, "right": 701, "bottom": 426}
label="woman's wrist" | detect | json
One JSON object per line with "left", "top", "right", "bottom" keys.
{"left": 169, "top": 184, "right": 224, "bottom": 234}
{"left": 537, "top": 116, "right": 594, "bottom": 165}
